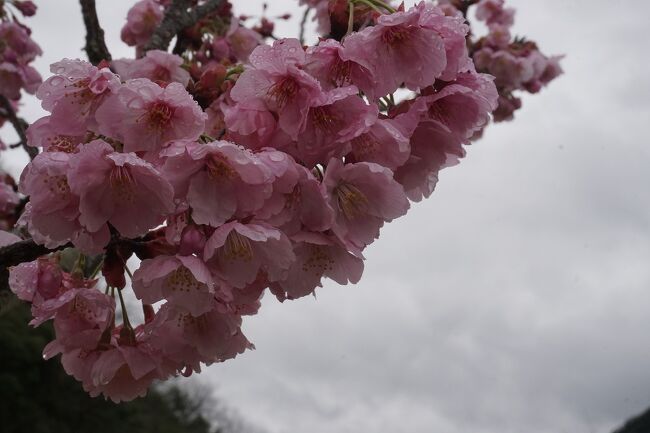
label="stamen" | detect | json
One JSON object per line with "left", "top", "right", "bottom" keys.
{"left": 141, "top": 101, "right": 174, "bottom": 131}
{"left": 381, "top": 26, "right": 413, "bottom": 45}
{"left": 267, "top": 76, "right": 300, "bottom": 109}
{"left": 301, "top": 245, "right": 334, "bottom": 275}
{"left": 206, "top": 154, "right": 237, "bottom": 182}
{"left": 164, "top": 267, "right": 201, "bottom": 293}
{"left": 109, "top": 166, "right": 137, "bottom": 202}
{"left": 309, "top": 106, "right": 340, "bottom": 133}
{"left": 335, "top": 182, "right": 369, "bottom": 220}
{"left": 220, "top": 231, "right": 254, "bottom": 262}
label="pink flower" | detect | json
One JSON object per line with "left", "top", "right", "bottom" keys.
{"left": 87, "top": 341, "right": 162, "bottom": 402}
{"left": 68, "top": 140, "right": 175, "bottom": 239}
{"left": 222, "top": 96, "right": 293, "bottom": 151}
{"left": 322, "top": 158, "right": 410, "bottom": 249}
{"left": 36, "top": 59, "right": 120, "bottom": 135}
{"left": 305, "top": 39, "right": 376, "bottom": 95}
{"left": 112, "top": 50, "right": 191, "bottom": 87}
{"left": 95, "top": 78, "right": 206, "bottom": 153}
{"left": 215, "top": 19, "right": 263, "bottom": 63}
{"left": 476, "top": 0, "right": 515, "bottom": 28}
{"left": 272, "top": 231, "right": 364, "bottom": 301}
{"left": 26, "top": 116, "right": 86, "bottom": 153}
{"left": 343, "top": 3, "right": 447, "bottom": 98}
{"left": 296, "top": 86, "right": 378, "bottom": 166}
{"left": 417, "top": 2, "right": 472, "bottom": 81}
{"left": 0, "top": 181, "right": 19, "bottom": 214}
{"left": 18, "top": 151, "right": 110, "bottom": 252}
{"left": 121, "top": 0, "right": 164, "bottom": 49}
{"left": 38, "top": 287, "right": 114, "bottom": 344}
{"left": 254, "top": 150, "right": 334, "bottom": 234}
{"left": 149, "top": 302, "right": 252, "bottom": 366}
{"left": 12, "top": 1, "right": 38, "bottom": 17}
{"left": 0, "top": 22, "right": 41, "bottom": 64}
{"left": 392, "top": 72, "right": 497, "bottom": 201}
{"left": 230, "top": 38, "right": 322, "bottom": 139}
{"left": 347, "top": 117, "right": 411, "bottom": 170}
{"left": 133, "top": 255, "right": 215, "bottom": 317}
{"left": 163, "top": 141, "right": 272, "bottom": 227}
{"left": 9, "top": 257, "right": 63, "bottom": 305}
{"left": 203, "top": 221, "right": 295, "bottom": 288}
{"left": 0, "top": 22, "right": 42, "bottom": 98}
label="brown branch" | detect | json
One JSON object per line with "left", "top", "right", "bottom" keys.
{"left": 79, "top": 0, "right": 112, "bottom": 65}
{"left": 0, "top": 95, "right": 37, "bottom": 160}
{"left": 144, "top": 0, "right": 225, "bottom": 53}
{"left": 299, "top": 6, "right": 311, "bottom": 46}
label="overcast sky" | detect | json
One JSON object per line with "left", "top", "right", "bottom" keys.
{"left": 2, "top": 1, "right": 650, "bottom": 432}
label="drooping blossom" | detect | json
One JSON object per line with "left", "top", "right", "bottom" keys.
{"left": 95, "top": 78, "right": 206, "bottom": 153}
{"left": 133, "top": 255, "right": 215, "bottom": 317}
{"left": 343, "top": 2, "right": 448, "bottom": 99}
{"left": 295, "top": 86, "right": 378, "bottom": 166}
{"left": 35, "top": 59, "right": 120, "bottom": 135}
{"left": 121, "top": 0, "right": 164, "bottom": 49}
{"left": 0, "top": 21, "right": 42, "bottom": 98}
{"left": 26, "top": 115, "right": 86, "bottom": 153}
{"left": 305, "top": 39, "right": 376, "bottom": 95}
{"left": 163, "top": 140, "right": 272, "bottom": 227}
{"left": 254, "top": 149, "right": 334, "bottom": 234}
{"left": 67, "top": 140, "right": 175, "bottom": 239}
{"left": 230, "top": 38, "right": 322, "bottom": 139}
{"left": 322, "top": 158, "right": 410, "bottom": 250}
{"left": 18, "top": 151, "right": 110, "bottom": 252}
{"left": 272, "top": 231, "right": 364, "bottom": 301}
{"left": 203, "top": 221, "right": 295, "bottom": 288}
{"left": 112, "top": 50, "right": 191, "bottom": 87}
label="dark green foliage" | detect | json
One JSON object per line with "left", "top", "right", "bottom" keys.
{"left": 614, "top": 408, "right": 650, "bottom": 433}
{"left": 0, "top": 302, "right": 216, "bottom": 433}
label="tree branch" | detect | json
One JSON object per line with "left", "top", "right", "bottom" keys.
{"left": 79, "top": 0, "right": 112, "bottom": 65}
{"left": 144, "top": 0, "right": 225, "bottom": 53}
{"left": 0, "top": 95, "right": 37, "bottom": 160}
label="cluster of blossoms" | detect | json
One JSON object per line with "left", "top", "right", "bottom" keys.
{"left": 0, "top": 1, "right": 41, "bottom": 101}
{"left": 468, "top": 0, "right": 563, "bottom": 120}
{"left": 0, "top": 0, "right": 561, "bottom": 402}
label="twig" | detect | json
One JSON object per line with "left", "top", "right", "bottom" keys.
{"left": 299, "top": 6, "right": 311, "bottom": 46}
{"left": 144, "top": 0, "right": 225, "bottom": 53}
{"left": 0, "top": 95, "right": 37, "bottom": 160}
{"left": 79, "top": 0, "right": 112, "bottom": 65}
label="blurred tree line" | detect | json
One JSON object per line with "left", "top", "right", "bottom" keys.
{"left": 0, "top": 300, "right": 216, "bottom": 433}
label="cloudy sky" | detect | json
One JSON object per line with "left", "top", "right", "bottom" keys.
{"left": 2, "top": 1, "right": 650, "bottom": 432}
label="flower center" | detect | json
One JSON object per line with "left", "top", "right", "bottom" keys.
{"left": 221, "top": 231, "right": 254, "bottom": 262}
{"left": 329, "top": 58, "right": 353, "bottom": 87}
{"left": 351, "top": 133, "right": 378, "bottom": 157}
{"left": 145, "top": 101, "right": 174, "bottom": 130}
{"left": 109, "top": 166, "right": 137, "bottom": 202}
{"left": 268, "top": 76, "right": 299, "bottom": 109}
{"left": 381, "top": 26, "right": 413, "bottom": 46}
{"left": 43, "top": 174, "right": 70, "bottom": 196}
{"left": 151, "top": 65, "right": 171, "bottom": 82}
{"left": 206, "top": 154, "right": 237, "bottom": 182}
{"left": 47, "top": 135, "right": 78, "bottom": 153}
{"left": 335, "top": 182, "right": 369, "bottom": 220}
{"left": 302, "top": 245, "right": 334, "bottom": 276}
{"left": 309, "top": 106, "right": 340, "bottom": 133}
{"left": 164, "top": 266, "right": 201, "bottom": 293}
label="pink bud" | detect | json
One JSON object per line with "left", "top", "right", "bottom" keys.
{"left": 179, "top": 224, "right": 206, "bottom": 256}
